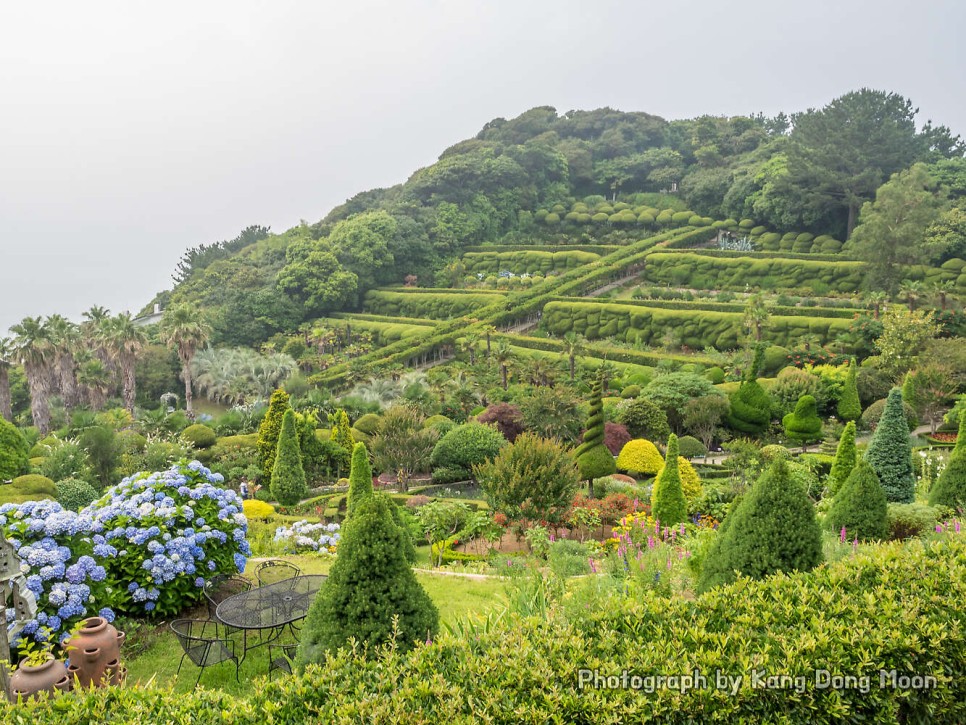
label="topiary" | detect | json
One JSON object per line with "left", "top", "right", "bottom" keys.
{"left": 676, "top": 435, "right": 707, "bottom": 459}
{"left": 620, "top": 385, "right": 641, "bottom": 399}
{"left": 181, "top": 423, "right": 217, "bottom": 450}
{"left": 346, "top": 442, "right": 374, "bottom": 520}
{"left": 616, "top": 439, "right": 664, "bottom": 476}
{"left": 827, "top": 421, "right": 857, "bottom": 497}
{"left": 270, "top": 409, "right": 308, "bottom": 506}
{"left": 329, "top": 409, "right": 355, "bottom": 455}
{"left": 928, "top": 415, "right": 966, "bottom": 509}
{"left": 655, "top": 456, "right": 702, "bottom": 503}
{"left": 861, "top": 397, "right": 917, "bottom": 432}
{"left": 257, "top": 389, "right": 291, "bottom": 480}
{"left": 650, "top": 435, "right": 687, "bottom": 527}
{"left": 760, "top": 444, "right": 792, "bottom": 462}
{"left": 423, "top": 415, "right": 456, "bottom": 436}
{"left": 727, "top": 346, "right": 772, "bottom": 435}
{"left": 353, "top": 413, "right": 382, "bottom": 436}
{"left": 782, "top": 395, "right": 823, "bottom": 450}
{"left": 296, "top": 495, "right": 438, "bottom": 666}
{"left": 837, "top": 359, "right": 861, "bottom": 422}
{"left": 242, "top": 498, "right": 275, "bottom": 521}
{"left": 575, "top": 372, "right": 616, "bottom": 487}
{"left": 430, "top": 422, "right": 506, "bottom": 480}
{"left": 0, "top": 417, "right": 29, "bottom": 481}
{"left": 705, "top": 366, "right": 726, "bottom": 384}
{"left": 826, "top": 459, "right": 888, "bottom": 541}
{"left": 865, "top": 389, "right": 915, "bottom": 503}
{"left": 11, "top": 474, "right": 57, "bottom": 496}
{"left": 697, "top": 460, "right": 823, "bottom": 593}
{"left": 54, "top": 478, "right": 100, "bottom": 511}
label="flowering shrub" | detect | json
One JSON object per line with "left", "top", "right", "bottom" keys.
{"left": 84, "top": 461, "right": 250, "bottom": 617}
{"left": 274, "top": 520, "right": 341, "bottom": 554}
{"left": 1, "top": 500, "right": 112, "bottom": 646}
{"left": 242, "top": 499, "right": 276, "bottom": 520}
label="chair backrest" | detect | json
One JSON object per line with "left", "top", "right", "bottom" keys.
{"left": 170, "top": 619, "right": 233, "bottom": 667}
{"left": 203, "top": 575, "right": 252, "bottom": 617}
{"left": 256, "top": 560, "right": 301, "bottom": 586}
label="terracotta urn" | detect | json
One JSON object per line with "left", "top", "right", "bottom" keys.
{"left": 10, "top": 657, "right": 72, "bottom": 701}
{"left": 65, "top": 616, "right": 126, "bottom": 689}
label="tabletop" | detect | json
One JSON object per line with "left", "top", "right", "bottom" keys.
{"left": 215, "top": 574, "right": 326, "bottom": 630}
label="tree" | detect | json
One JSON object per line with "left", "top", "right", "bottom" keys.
{"left": 492, "top": 340, "right": 513, "bottom": 391}
{"left": 476, "top": 403, "right": 525, "bottom": 442}
{"left": 45, "top": 314, "right": 81, "bottom": 415}
{"left": 475, "top": 433, "right": 579, "bottom": 525}
{"left": 76, "top": 357, "right": 111, "bottom": 410}
{"left": 828, "top": 421, "right": 857, "bottom": 497}
{"left": 928, "top": 414, "right": 966, "bottom": 509}
{"left": 0, "top": 416, "right": 29, "bottom": 480}
{"left": 742, "top": 293, "right": 771, "bottom": 342}
{"left": 329, "top": 409, "right": 354, "bottom": 455}
{"left": 682, "top": 395, "right": 729, "bottom": 451}
{"left": 615, "top": 397, "right": 671, "bottom": 441}
{"left": 101, "top": 313, "right": 147, "bottom": 414}
{"left": 296, "top": 495, "right": 438, "bottom": 665}
{"left": 574, "top": 371, "right": 615, "bottom": 494}
{"left": 837, "top": 359, "right": 861, "bottom": 422}
{"left": 782, "top": 395, "right": 823, "bottom": 451}
{"left": 346, "top": 442, "right": 374, "bottom": 518}
{"left": 650, "top": 434, "right": 687, "bottom": 527}
{"left": 328, "top": 211, "right": 397, "bottom": 293}
{"left": 826, "top": 459, "right": 888, "bottom": 542}
{"left": 902, "top": 365, "right": 959, "bottom": 433}
{"left": 640, "top": 372, "right": 720, "bottom": 431}
{"left": 276, "top": 241, "right": 358, "bottom": 316}
{"left": 271, "top": 410, "right": 308, "bottom": 506}
{"left": 560, "top": 332, "right": 584, "bottom": 381}
{"left": 697, "top": 460, "right": 824, "bottom": 593}
{"left": 519, "top": 387, "right": 582, "bottom": 443}
{"left": 370, "top": 406, "right": 439, "bottom": 492}
{"left": 865, "top": 388, "right": 915, "bottom": 503}
{"left": 0, "top": 337, "right": 14, "bottom": 422}
{"left": 873, "top": 307, "right": 940, "bottom": 380}
{"left": 429, "top": 422, "right": 506, "bottom": 481}
{"left": 257, "top": 389, "right": 291, "bottom": 480}
{"left": 10, "top": 316, "right": 55, "bottom": 434}
{"left": 159, "top": 304, "right": 212, "bottom": 418}
{"left": 850, "top": 164, "right": 947, "bottom": 292}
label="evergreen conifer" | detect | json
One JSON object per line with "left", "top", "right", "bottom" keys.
{"left": 827, "top": 421, "right": 857, "bottom": 497}
{"left": 928, "top": 414, "right": 966, "bottom": 509}
{"left": 837, "top": 359, "right": 862, "bottom": 421}
{"left": 257, "top": 388, "right": 291, "bottom": 480}
{"left": 270, "top": 409, "right": 308, "bottom": 506}
{"left": 826, "top": 459, "right": 888, "bottom": 541}
{"left": 651, "top": 434, "right": 687, "bottom": 526}
{"left": 865, "top": 388, "right": 915, "bottom": 502}
{"left": 346, "top": 442, "right": 374, "bottom": 519}
{"left": 575, "top": 370, "right": 615, "bottom": 492}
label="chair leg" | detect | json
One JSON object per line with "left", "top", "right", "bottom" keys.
{"left": 194, "top": 664, "right": 204, "bottom": 689}
{"left": 176, "top": 653, "right": 187, "bottom": 677}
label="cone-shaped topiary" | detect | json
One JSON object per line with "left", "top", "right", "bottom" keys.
{"left": 696, "top": 459, "right": 823, "bottom": 593}
{"left": 837, "top": 359, "right": 861, "bottom": 422}
{"left": 865, "top": 388, "right": 915, "bottom": 503}
{"left": 330, "top": 409, "right": 354, "bottom": 455}
{"left": 826, "top": 459, "right": 888, "bottom": 541}
{"left": 346, "top": 442, "right": 374, "bottom": 520}
{"left": 257, "top": 388, "right": 291, "bottom": 480}
{"left": 726, "top": 348, "right": 772, "bottom": 435}
{"left": 616, "top": 439, "right": 664, "bottom": 476}
{"left": 651, "top": 434, "right": 687, "bottom": 526}
{"left": 383, "top": 493, "right": 417, "bottom": 564}
{"left": 928, "top": 414, "right": 966, "bottom": 509}
{"left": 656, "top": 456, "right": 703, "bottom": 503}
{"left": 270, "top": 409, "right": 307, "bottom": 506}
{"left": 783, "top": 395, "right": 823, "bottom": 451}
{"left": 0, "top": 417, "right": 29, "bottom": 481}
{"left": 296, "top": 495, "right": 438, "bottom": 666}
{"left": 575, "top": 370, "right": 615, "bottom": 490}
{"left": 827, "top": 421, "right": 857, "bottom": 497}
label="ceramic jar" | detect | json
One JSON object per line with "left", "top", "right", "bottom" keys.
{"left": 10, "top": 657, "right": 72, "bottom": 700}
{"left": 65, "top": 616, "right": 126, "bottom": 688}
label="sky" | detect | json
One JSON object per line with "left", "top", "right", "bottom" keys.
{"left": 1, "top": 0, "right": 963, "bottom": 334}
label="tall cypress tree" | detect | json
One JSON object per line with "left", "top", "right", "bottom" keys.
{"left": 826, "top": 459, "right": 888, "bottom": 541}
{"left": 827, "top": 421, "right": 857, "bottom": 497}
{"left": 651, "top": 434, "right": 687, "bottom": 527}
{"left": 575, "top": 369, "right": 615, "bottom": 495}
{"left": 270, "top": 409, "right": 308, "bottom": 506}
{"left": 330, "top": 409, "right": 354, "bottom": 457}
{"left": 346, "top": 442, "right": 374, "bottom": 519}
{"left": 865, "top": 388, "right": 915, "bottom": 503}
{"left": 257, "top": 388, "right": 291, "bottom": 480}
{"left": 928, "top": 414, "right": 966, "bottom": 509}
{"left": 837, "top": 359, "right": 861, "bottom": 422}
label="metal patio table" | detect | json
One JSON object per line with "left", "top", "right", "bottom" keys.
{"left": 215, "top": 574, "right": 326, "bottom": 664}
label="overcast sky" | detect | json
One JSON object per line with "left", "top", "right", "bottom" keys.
{"left": 1, "top": 0, "right": 963, "bottom": 334}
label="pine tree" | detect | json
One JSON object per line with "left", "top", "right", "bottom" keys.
{"left": 726, "top": 346, "right": 772, "bottom": 435}
{"left": 575, "top": 370, "right": 615, "bottom": 494}
{"left": 826, "top": 459, "right": 888, "bottom": 541}
{"left": 270, "top": 409, "right": 307, "bottom": 506}
{"left": 696, "top": 459, "right": 823, "bottom": 593}
{"left": 257, "top": 388, "right": 291, "bottom": 480}
{"left": 650, "top": 434, "right": 687, "bottom": 526}
{"left": 928, "top": 414, "right": 966, "bottom": 509}
{"left": 346, "top": 442, "right": 374, "bottom": 519}
{"left": 827, "top": 421, "right": 857, "bottom": 497}
{"left": 296, "top": 495, "right": 438, "bottom": 666}
{"left": 865, "top": 388, "right": 915, "bottom": 503}
{"left": 330, "top": 409, "right": 354, "bottom": 455}
{"left": 837, "top": 359, "right": 861, "bottom": 421}
{"left": 782, "top": 394, "right": 823, "bottom": 451}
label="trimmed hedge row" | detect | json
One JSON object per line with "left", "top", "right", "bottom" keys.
{"left": 317, "top": 317, "right": 438, "bottom": 345}
{"left": 498, "top": 333, "right": 716, "bottom": 369}
{"left": 643, "top": 252, "right": 865, "bottom": 293}
{"left": 462, "top": 250, "right": 600, "bottom": 275}
{"left": 5, "top": 535, "right": 965, "bottom": 723}
{"left": 554, "top": 296, "right": 863, "bottom": 319}
{"left": 328, "top": 312, "right": 438, "bottom": 327}
{"left": 543, "top": 300, "right": 852, "bottom": 349}
{"left": 659, "top": 245, "right": 849, "bottom": 263}
{"left": 364, "top": 290, "right": 506, "bottom": 320}
{"left": 463, "top": 244, "right": 620, "bottom": 255}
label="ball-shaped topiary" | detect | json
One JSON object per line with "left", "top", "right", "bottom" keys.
{"left": 861, "top": 397, "right": 917, "bottom": 432}
{"left": 430, "top": 422, "right": 506, "bottom": 480}
{"left": 423, "top": 415, "right": 456, "bottom": 436}
{"left": 181, "top": 423, "right": 217, "bottom": 450}
{"left": 826, "top": 459, "right": 888, "bottom": 542}
{"left": 827, "top": 421, "right": 857, "bottom": 497}
{"left": 11, "top": 474, "right": 57, "bottom": 497}
{"left": 783, "top": 395, "right": 823, "bottom": 449}
{"left": 928, "top": 415, "right": 966, "bottom": 509}
{"left": 346, "top": 442, "right": 374, "bottom": 520}
{"left": 352, "top": 413, "right": 382, "bottom": 436}
{"left": 676, "top": 435, "right": 707, "bottom": 460}
{"left": 697, "top": 459, "right": 823, "bottom": 593}
{"left": 270, "top": 409, "right": 308, "bottom": 506}
{"left": 865, "top": 389, "right": 915, "bottom": 503}
{"left": 296, "top": 495, "right": 438, "bottom": 666}
{"left": 760, "top": 444, "right": 793, "bottom": 463}
{"left": 0, "top": 417, "right": 29, "bottom": 481}
{"left": 616, "top": 439, "right": 664, "bottom": 476}
{"left": 650, "top": 435, "right": 687, "bottom": 527}
{"left": 55, "top": 478, "right": 100, "bottom": 511}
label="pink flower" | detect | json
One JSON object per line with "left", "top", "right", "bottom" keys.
{"left": 956, "top": 520, "right": 961, "bottom": 534}
{"left": 840, "top": 527, "right": 847, "bottom": 544}
{"left": 936, "top": 524, "right": 943, "bottom": 533}
{"left": 588, "top": 558, "right": 598, "bottom": 573}
{"left": 648, "top": 536, "right": 655, "bottom": 549}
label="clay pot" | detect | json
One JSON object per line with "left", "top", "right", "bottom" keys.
{"left": 10, "top": 657, "right": 71, "bottom": 701}
{"left": 65, "top": 616, "right": 126, "bottom": 689}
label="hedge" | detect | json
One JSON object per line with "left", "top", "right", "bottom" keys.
{"left": 463, "top": 243, "right": 619, "bottom": 255}
{"left": 542, "top": 300, "right": 853, "bottom": 349}
{"left": 318, "top": 316, "right": 438, "bottom": 344}
{"left": 552, "top": 295, "right": 863, "bottom": 320}
{"left": 4, "top": 534, "right": 966, "bottom": 722}
{"left": 498, "top": 333, "right": 715, "bottom": 368}
{"left": 462, "top": 249, "right": 600, "bottom": 275}
{"left": 364, "top": 290, "right": 506, "bottom": 320}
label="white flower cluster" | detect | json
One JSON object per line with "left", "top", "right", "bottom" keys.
{"left": 273, "top": 520, "right": 341, "bottom": 554}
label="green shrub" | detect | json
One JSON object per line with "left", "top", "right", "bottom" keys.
{"left": 861, "top": 396, "right": 917, "bottom": 432}
{"left": 826, "top": 460, "right": 888, "bottom": 541}
{"left": 616, "top": 439, "right": 664, "bottom": 476}
{"left": 11, "top": 474, "right": 57, "bottom": 496}
{"left": 676, "top": 435, "right": 707, "bottom": 459}
{"left": 650, "top": 435, "right": 686, "bottom": 526}
{"left": 837, "top": 360, "right": 861, "bottom": 421}
{"left": 297, "top": 495, "right": 437, "bottom": 665}
{"left": 928, "top": 415, "right": 966, "bottom": 509}
{"left": 430, "top": 423, "right": 506, "bottom": 480}
{"left": 38, "top": 440, "right": 88, "bottom": 482}
{"left": 727, "top": 379, "right": 771, "bottom": 434}
{"left": 270, "top": 409, "right": 308, "bottom": 506}
{"left": 705, "top": 366, "right": 725, "bottom": 384}
{"left": 827, "top": 421, "right": 857, "bottom": 496}
{"left": 887, "top": 502, "right": 942, "bottom": 539}
{"left": 346, "top": 442, "right": 374, "bottom": 519}
{"left": 55, "top": 477, "right": 100, "bottom": 511}
{"left": 0, "top": 417, "right": 29, "bottom": 481}
{"left": 614, "top": 398, "right": 671, "bottom": 441}
{"left": 619, "top": 384, "right": 641, "bottom": 399}
{"left": 352, "top": 413, "right": 382, "bottom": 436}
{"left": 865, "top": 389, "right": 915, "bottom": 503}
{"left": 181, "top": 423, "right": 217, "bottom": 449}
{"left": 782, "top": 395, "right": 823, "bottom": 448}
{"left": 257, "top": 389, "right": 291, "bottom": 480}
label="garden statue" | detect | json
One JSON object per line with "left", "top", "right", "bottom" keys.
{"left": 1, "top": 534, "right": 38, "bottom": 702}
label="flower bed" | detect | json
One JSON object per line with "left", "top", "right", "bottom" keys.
{"left": 273, "top": 520, "right": 341, "bottom": 554}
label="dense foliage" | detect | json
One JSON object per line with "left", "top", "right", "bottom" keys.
{"left": 270, "top": 409, "right": 308, "bottom": 506}
{"left": 865, "top": 389, "right": 916, "bottom": 503}
{"left": 650, "top": 434, "right": 687, "bottom": 526}
{"left": 826, "top": 459, "right": 889, "bottom": 541}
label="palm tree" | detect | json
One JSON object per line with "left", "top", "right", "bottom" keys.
{"left": 76, "top": 357, "right": 111, "bottom": 411}
{"left": 898, "top": 280, "right": 923, "bottom": 312}
{"left": 10, "top": 316, "right": 55, "bottom": 433}
{"left": 461, "top": 333, "right": 480, "bottom": 366}
{"left": 481, "top": 325, "right": 497, "bottom": 360}
{"left": 101, "top": 313, "right": 148, "bottom": 413}
{"left": 523, "top": 356, "right": 558, "bottom": 387}
{"left": 46, "top": 314, "right": 82, "bottom": 414}
{"left": 930, "top": 280, "right": 954, "bottom": 311}
{"left": 742, "top": 293, "right": 771, "bottom": 342}
{"left": 864, "top": 291, "right": 887, "bottom": 320}
{"left": 159, "top": 304, "right": 212, "bottom": 418}
{"left": 0, "top": 337, "right": 13, "bottom": 422}
{"left": 492, "top": 340, "right": 513, "bottom": 391}
{"left": 560, "top": 332, "right": 585, "bottom": 381}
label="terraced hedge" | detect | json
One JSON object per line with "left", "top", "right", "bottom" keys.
{"left": 643, "top": 252, "right": 865, "bottom": 293}
{"left": 463, "top": 244, "right": 619, "bottom": 255}
{"left": 363, "top": 290, "right": 506, "bottom": 319}
{"left": 556, "top": 296, "right": 862, "bottom": 319}
{"left": 543, "top": 300, "right": 852, "bottom": 349}
{"left": 318, "top": 316, "right": 437, "bottom": 344}
{"left": 499, "top": 333, "right": 714, "bottom": 369}
{"left": 463, "top": 250, "right": 600, "bottom": 275}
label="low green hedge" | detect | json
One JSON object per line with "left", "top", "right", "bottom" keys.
{"left": 5, "top": 535, "right": 965, "bottom": 722}
{"left": 364, "top": 290, "right": 506, "bottom": 320}
{"left": 462, "top": 249, "right": 600, "bottom": 275}
{"left": 559, "top": 296, "right": 862, "bottom": 320}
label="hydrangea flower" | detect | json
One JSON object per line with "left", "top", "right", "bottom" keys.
{"left": 274, "top": 520, "right": 341, "bottom": 554}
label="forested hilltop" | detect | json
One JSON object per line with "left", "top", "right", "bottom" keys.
{"left": 147, "top": 89, "right": 966, "bottom": 347}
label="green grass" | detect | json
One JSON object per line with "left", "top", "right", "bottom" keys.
{"left": 122, "top": 554, "right": 505, "bottom": 696}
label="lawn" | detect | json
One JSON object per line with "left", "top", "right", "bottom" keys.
{"left": 122, "top": 553, "right": 506, "bottom": 695}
